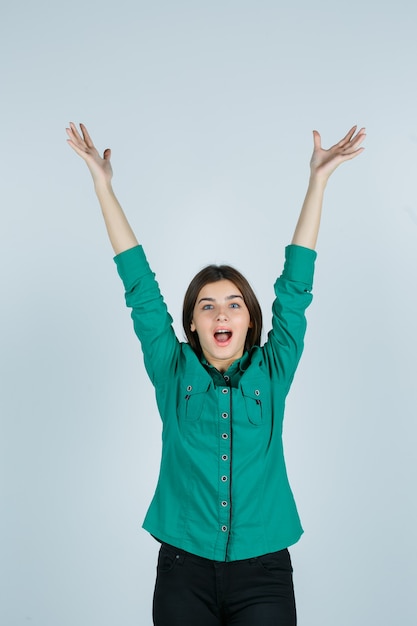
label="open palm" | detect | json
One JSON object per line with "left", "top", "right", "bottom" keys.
{"left": 66, "top": 122, "right": 113, "bottom": 184}
{"left": 310, "top": 126, "right": 365, "bottom": 181}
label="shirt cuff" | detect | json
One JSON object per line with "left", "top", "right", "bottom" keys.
{"left": 113, "top": 245, "right": 151, "bottom": 287}
{"left": 282, "top": 244, "right": 317, "bottom": 287}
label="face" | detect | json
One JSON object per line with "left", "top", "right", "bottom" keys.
{"left": 190, "top": 279, "right": 252, "bottom": 373}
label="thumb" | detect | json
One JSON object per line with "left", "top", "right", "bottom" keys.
{"left": 312, "top": 130, "right": 321, "bottom": 151}
{"left": 103, "top": 148, "right": 112, "bottom": 160}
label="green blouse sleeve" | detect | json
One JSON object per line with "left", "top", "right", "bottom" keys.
{"left": 263, "top": 244, "right": 317, "bottom": 390}
{"left": 114, "top": 245, "right": 180, "bottom": 386}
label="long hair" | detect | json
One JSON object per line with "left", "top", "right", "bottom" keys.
{"left": 182, "top": 265, "right": 263, "bottom": 357}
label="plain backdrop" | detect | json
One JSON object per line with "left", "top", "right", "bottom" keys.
{"left": 1, "top": 1, "right": 417, "bottom": 625}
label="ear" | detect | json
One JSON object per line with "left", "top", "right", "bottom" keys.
{"left": 248, "top": 320, "right": 253, "bottom": 328}
{"left": 190, "top": 320, "right": 196, "bottom": 332}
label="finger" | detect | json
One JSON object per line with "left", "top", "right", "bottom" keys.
{"left": 354, "top": 129, "right": 366, "bottom": 143}
{"left": 65, "top": 127, "right": 86, "bottom": 151}
{"left": 103, "top": 148, "right": 111, "bottom": 160}
{"left": 343, "top": 125, "right": 358, "bottom": 142}
{"left": 68, "top": 122, "right": 85, "bottom": 145}
{"left": 66, "top": 126, "right": 90, "bottom": 154}
{"left": 337, "top": 146, "right": 365, "bottom": 162}
{"left": 334, "top": 125, "right": 358, "bottom": 149}
{"left": 79, "top": 123, "right": 95, "bottom": 149}
{"left": 66, "top": 138, "right": 88, "bottom": 157}
{"left": 332, "top": 126, "right": 366, "bottom": 155}
{"left": 312, "top": 130, "right": 322, "bottom": 151}
{"left": 347, "top": 127, "right": 366, "bottom": 144}
{"left": 342, "top": 130, "right": 366, "bottom": 153}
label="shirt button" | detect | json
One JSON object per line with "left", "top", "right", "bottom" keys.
{"left": 221, "top": 525, "right": 228, "bottom": 532}
{"left": 222, "top": 454, "right": 228, "bottom": 461}
{"left": 221, "top": 433, "right": 229, "bottom": 440}
{"left": 221, "top": 501, "right": 228, "bottom": 507}
{"left": 223, "top": 375, "right": 230, "bottom": 382}
{"left": 187, "top": 385, "right": 192, "bottom": 392}
{"left": 254, "top": 389, "right": 260, "bottom": 396}
{"left": 221, "top": 475, "right": 228, "bottom": 482}
{"left": 221, "top": 412, "right": 229, "bottom": 419}
{"left": 222, "top": 388, "right": 229, "bottom": 394}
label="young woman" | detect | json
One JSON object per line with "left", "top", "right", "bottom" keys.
{"left": 66, "top": 122, "right": 365, "bottom": 625}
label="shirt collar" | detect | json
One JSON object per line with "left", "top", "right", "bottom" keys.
{"left": 200, "top": 351, "right": 250, "bottom": 384}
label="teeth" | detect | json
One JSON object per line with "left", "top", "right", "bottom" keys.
{"left": 216, "top": 330, "right": 230, "bottom": 334}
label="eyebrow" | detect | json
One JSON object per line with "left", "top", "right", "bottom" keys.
{"left": 197, "top": 295, "right": 244, "bottom": 305}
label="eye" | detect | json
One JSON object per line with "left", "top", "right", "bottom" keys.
{"left": 202, "top": 304, "right": 214, "bottom": 310}
{"left": 229, "top": 302, "right": 240, "bottom": 309}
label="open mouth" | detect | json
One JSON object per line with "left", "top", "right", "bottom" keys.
{"left": 214, "top": 329, "right": 233, "bottom": 345}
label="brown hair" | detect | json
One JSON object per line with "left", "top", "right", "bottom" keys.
{"left": 182, "top": 265, "right": 263, "bottom": 357}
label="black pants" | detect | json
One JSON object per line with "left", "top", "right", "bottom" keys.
{"left": 153, "top": 543, "right": 297, "bottom": 625}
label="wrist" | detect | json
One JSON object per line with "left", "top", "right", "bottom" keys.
{"left": 94, "top": 178, "right": 114, "bottom": 196}
{"left": 308, "top": 172, "right": 328, "bottom": 191}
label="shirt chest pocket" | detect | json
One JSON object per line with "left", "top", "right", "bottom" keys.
{"left": 180, "top": 382, "right": 212, "bottom": 422}
{"left": 240, "top": 382, "right": 266, "bottom": 426}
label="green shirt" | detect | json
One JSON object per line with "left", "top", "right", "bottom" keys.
{"left": 114, "top": 244, "right": 316, "bottom": 561}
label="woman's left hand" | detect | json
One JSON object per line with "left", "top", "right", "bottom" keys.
{"left": 310, "top": 125, "right": 366, "bottom": 183}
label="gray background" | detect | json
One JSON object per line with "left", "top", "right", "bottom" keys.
{"left": 1, "top": 1, "right": 416, "bottom": 624}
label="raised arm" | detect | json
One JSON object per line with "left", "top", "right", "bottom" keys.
{"left": 66, "top": 122, "right": 138, "bottom": 255}
{"left": 291, "top": 125, "right": 366, "bottom": 250}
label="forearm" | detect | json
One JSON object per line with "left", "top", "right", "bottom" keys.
{"left": 291, "top": 176, "right": 327, "bottom": 250}
{"left": 94, "top": 181, "right": 139, "bottom": 255}
{"left": 291, "top": 125, "right": 365, "bottom": 250}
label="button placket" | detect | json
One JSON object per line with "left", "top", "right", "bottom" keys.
{"left": 218, "top": 385, "right": 231, "bottom": 537}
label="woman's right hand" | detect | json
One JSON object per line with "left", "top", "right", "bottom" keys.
{"left": 66, "top": 122, "right": 113, "bottom": 186}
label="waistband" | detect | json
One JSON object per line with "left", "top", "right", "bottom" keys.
{"left": 160, "top": 541, "right": 289, "bottom": 565}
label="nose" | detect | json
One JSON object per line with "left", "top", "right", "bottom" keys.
{"left": 216, "top": 306, "right": 228, "bottom": 321}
